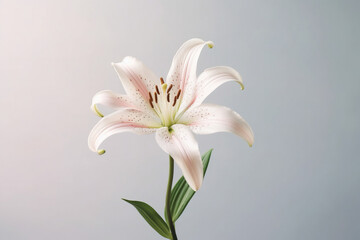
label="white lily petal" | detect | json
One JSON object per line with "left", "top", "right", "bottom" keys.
{"left": 166, "top": 39, "right": 213, "bottom": 113}
{"left": 155, "top": 124, "right": 203, "bottom": 191}
{"left": 179, "top": 104, "right": 254, "bottom": 147}
{"left": 112, "top": 56, "right": 160, "bottom": 114}
{"left": 193, "top": 66, "right": 244, "bottom": 107}
{"left": 88, "top": 108, "right": 162, "bottom": 153}
{"left": 91, "top": 90, "right": 137, "bottom": 116}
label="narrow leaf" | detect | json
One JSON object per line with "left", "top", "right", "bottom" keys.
{"left": 123, "top": 199, "right": 171, "bottom": 239}
{"left": 166, "top": 149, "right": 213, "bottom": 222}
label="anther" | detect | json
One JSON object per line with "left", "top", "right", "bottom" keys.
{"left": 160, "top": 77, "right": 164, "bottom": 84}
{"left": 166, "top": 84, "right": 173, "bottom": 93}
{"left": 176, "top": 89, "right": 181, "bottom": 99}
{"left": 155, "top": 85, "right": 160, "bottom": 95}
{"left": 148, "top": 92, "right": 153, "bottom": 101}
{"left": 154, "top": 92, "right": 158, "bottom": 103}
{"left": 172, "top": 96, "right": 177, "bottom": 106}
{"left": 149, "top": 99, "right": 154, "bottom": 108}
{"left": 167, "top": 93, "right": 170, "bottom": 102}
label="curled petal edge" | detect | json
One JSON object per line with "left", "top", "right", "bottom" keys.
{"left": 88, "top": 109, "right": 161, "bottom": 153}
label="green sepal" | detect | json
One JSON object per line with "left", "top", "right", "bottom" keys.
{"left": 122, "top": 199, "right": 172, "bottom": 239}
{"left": 166, "top": 148, "right": 213, "bottom": 222}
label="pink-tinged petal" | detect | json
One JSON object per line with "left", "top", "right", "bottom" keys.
{"left": 91, "top": 90, "right": 137, "bottom": 117}
{"left": 88, "top": 109, "right": 162, "bottom": 153}
{"left": 179, "top": 104, "right": 254, "bottom": 147}
{"left": 112, "top": 56, "right": 160, "bottom": 113}
{"left": 193, "top": 66, "right": 244, "bottom": 107}
{"left": 166, "top": 39, "right": 213, "bottom": 113}
{"left": 155, "top": 124, "right": 203, "bottom": 191}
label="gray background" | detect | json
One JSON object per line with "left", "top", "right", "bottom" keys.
{"left": 1, "top": 0, "right": 359, "bottom": 239}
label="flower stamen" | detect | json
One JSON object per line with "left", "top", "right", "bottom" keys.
{"left": 172, "top": 96, "right": 177, "bottom": 106}
{"left": 146, "top": 83, "right": 184, "bottom": 127}
{"left": 149, "top": 99, "right": 154, "bottom": 108}
{"left": 155, "top": 85, "right": 160, "bottom": 95}
{"left": 167, "top": 84, "right": 173, "bottom": 93}
{"left": 154, "top": 92, "right": 158, "bottom": 103}
{"left": 176, "top": 89, "right": 181, "bottom": 99}
{"left": 148, "top": 92, "right": 153, "bottom": 102}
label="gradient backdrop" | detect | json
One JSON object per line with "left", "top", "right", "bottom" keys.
{"left": 1, "top": 0, "right": 359, "bottom": 239}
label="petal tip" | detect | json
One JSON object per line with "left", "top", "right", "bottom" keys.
{"left": 190, "top": 173, "right": 203, "bottom": 191}
{"left": 207, "top": 41, "right": 214, "bottom": 49}
{"left": 190, "top": 181, "right": 201, "bottom": 191}
{"left": 97, "top": 149, "right": 106, "bottom": 155}
{"left": 236, "top": 74, "right": 244, "bottom": 90}
{"left": 92, "top": 104, "right": 104, "bottom": 118}
{"left": 248, "top": 136, "right": 254, "bottom": 147}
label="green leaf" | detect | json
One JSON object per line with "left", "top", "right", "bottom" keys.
{"left": 166, "top": 149, "right": 213, "bottom": 222}
{"left": 122, "top": 199, "right": 171, "bottom": 239}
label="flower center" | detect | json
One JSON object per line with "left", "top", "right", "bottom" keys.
{"left": 148, "top": 77, "right": 182, "bottom": 127}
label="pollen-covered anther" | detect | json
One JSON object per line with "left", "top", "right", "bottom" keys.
{"left": 149, "top": 98, "right": 154, "bottom": 108}
{"left": 167, "top": 93, "right": 170, "bottom": 102}
{"left": 176, "top": 89, "right": 181, "bottom": 99}
{"left": 167, "top": 84, "right": 173, "bottom": 93}
{"left": 160, "top": 77, "right": 164, "bottom": 84}
{"left": 155, "top": 85, "right": 160, "bottom": 95}
{"left": 154, "top": 92, "right": 158, "bottom": 103}
{"left": 148, "top": 92, "right": 153, "bottom": 101}
{"left": 172, "top": 96, "right": 177, "bottom": 106}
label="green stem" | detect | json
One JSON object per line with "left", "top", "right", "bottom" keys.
{"left": 165, "top": 156, "right": 178, "bottom": 240}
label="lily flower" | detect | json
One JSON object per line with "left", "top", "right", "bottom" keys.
{"left": 88, "top": 38, "right": 254, "bottom": 191}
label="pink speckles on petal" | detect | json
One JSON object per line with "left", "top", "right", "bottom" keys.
{"left": 178, "top": 104, "right": 254, "bottom": 147}
{"left": 91, "top": 90, "right": 137, "bottom": 113}
{"left": 112, "top": 57, "right": 160, "bottom": 116}
{"left": 88, "top": 108, "right": 162, "bottom": 152}
{"left": 166, "top": 39, "right": 213, "bottom": 115}
{"left": 155, "top": 124, "right": 203, "bottom": 191}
